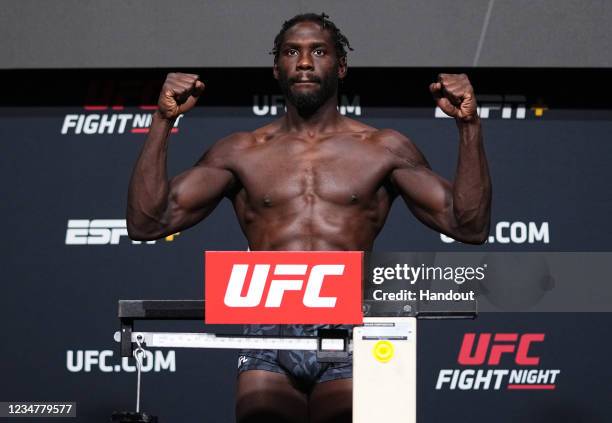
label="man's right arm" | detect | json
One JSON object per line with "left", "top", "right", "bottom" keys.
{"left": 126, "top": 72, "right": 238, "bottom": 240}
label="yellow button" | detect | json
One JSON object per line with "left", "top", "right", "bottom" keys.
{"left": 372, "top": 340, "right": 394, "bottom": 363}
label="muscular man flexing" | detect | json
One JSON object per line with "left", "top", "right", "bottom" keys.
{"left": 127, "top": 13, "right": 491, "bottom": 423}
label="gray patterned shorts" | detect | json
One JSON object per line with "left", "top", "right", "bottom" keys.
{"left": 237, "top": 324, "right": 353, "bottom": 391}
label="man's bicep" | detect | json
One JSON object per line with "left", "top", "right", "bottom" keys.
{"left": 155, "top": 165, "right": 233, "bottom": 235}
{"left": 391, "top": 165, "right": 453, "bottom": 219}
{"left": 169, "top": 164, "right": 234, "bottom": 213}
{"left": 392, "top": 166, "right": 461, "bottom": 237}
{"left": 167, "top": 132, "right": 247, "bottom": 221}
{"left": 381, "top": 129, "right": 454, "bottom": 230}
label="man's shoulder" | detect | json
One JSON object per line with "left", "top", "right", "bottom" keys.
{"left": 370, "top": 128, "right": 412, "bottom": 145}
{"left": 341, "top": 115, "right": 377, "bottom": 133}
{"left": 341, "top": 117, "right": 413, "bottom": 145}
{"left": 203, "top": 119, "right": 284, "bottom": 161}
{"left": 207, "top": 131, "right": 258, "bottom": 154}
{"left": 368, "top": 128, "right": 426, "bottom": 166}
{"left": 196, "top": 131, "right": 257, "bottom": 168}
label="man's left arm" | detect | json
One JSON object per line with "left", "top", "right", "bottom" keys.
{"left": 384, "top": 73, "right": 491, "bottom": 244}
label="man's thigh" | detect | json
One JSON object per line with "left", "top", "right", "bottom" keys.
{"left": 236, "top": 370, "right": 308, "bottom": 423}
{"left": 308, "top": 378, "right": 352, "bottom": 423}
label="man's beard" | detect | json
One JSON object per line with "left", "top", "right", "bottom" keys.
{"left": 278, "top": 70, "right": 338, "bottom": 117}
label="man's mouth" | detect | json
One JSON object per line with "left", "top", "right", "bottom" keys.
{"left": 291, "top": 77, "right": 320, "bottom": 85}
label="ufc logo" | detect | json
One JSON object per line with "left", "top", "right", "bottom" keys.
{"left": 224, "top": 264, "right": 343, "bottom": 308}
{"left": 458, "top": 333, "right": 544, "bottom": 366}
{"left": 205, "top": 251, "right": 363, "bottom": 324}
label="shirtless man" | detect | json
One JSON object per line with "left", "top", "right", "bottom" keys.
{"left": 127, "top": 12, "right": 491, "bottom": 423}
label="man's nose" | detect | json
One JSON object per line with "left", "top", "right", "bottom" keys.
{"left": 297, "top": 53, "right": 314, "bottom": 70}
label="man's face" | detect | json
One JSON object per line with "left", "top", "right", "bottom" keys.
{"left": 274, "top": 21, "right": 347, "bottom": 115}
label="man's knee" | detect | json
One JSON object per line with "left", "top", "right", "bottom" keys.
{"left": 236, "top": 370, "right": 307, "bottom": 423}
{"left": 308, "top": 378, "right": 352, "bottom": 423}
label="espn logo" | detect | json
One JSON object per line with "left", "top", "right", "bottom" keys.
{"left": 205, "top": 251, "right": 363, "bottom": 324}
{"left": 66, "top": 219, "right": 138, "bottom": 245}
{"left": 458, "top": 333, "right": 544, "bottom": 366}
{"left": 65, "top": 219, "right": 179, "bottom": 245}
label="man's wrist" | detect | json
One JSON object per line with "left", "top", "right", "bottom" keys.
{"left": 152, "top": 110, "right": 177, "bottom": 126}
{"left": 456, "top": 114, "right": 482, "bottom": 145}
{"left": 455, "top": 114, "right": 480, "bottom": 127}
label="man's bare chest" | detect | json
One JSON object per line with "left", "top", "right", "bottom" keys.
{"left": 232, "top": 137, "right": 392, "bottom": 205}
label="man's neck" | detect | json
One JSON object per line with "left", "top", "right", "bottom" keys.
{"left": 283, "top": 95, "right": 342, "bottom": 135}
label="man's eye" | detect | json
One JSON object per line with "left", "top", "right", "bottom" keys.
{"left": 287, "top": 49, "right": 298, "bottom": 56}
{"left": 313, "top": 49, "right": 325, "bottom": 56}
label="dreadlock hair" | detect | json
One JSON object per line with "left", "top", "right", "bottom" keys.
{"left": 271, "top": 13, "right": 353, "bottom": 63}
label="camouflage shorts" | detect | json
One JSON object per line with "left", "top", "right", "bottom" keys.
{"left": 237, "top": 324, "right": 353, "bottom": 391}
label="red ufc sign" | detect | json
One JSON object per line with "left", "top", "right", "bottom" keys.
{"left": 205, "top": 251, "right": 363, "bottom": 324}
{"left": 458, "top": 333, "right": 545, "bottom": 366}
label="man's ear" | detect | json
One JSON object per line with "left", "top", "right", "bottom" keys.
{"left": 273, "top": 61, "right": 279, "bottom": 80}
{"left": 338, "top": 56, "right": 347, "bottom": 80}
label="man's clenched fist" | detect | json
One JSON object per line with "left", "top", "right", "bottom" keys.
{"left": 429, "top": 73, "right": 478, "bottom": 122}
{"left": 157, "top": 72, "right": 205, "bottom": 120}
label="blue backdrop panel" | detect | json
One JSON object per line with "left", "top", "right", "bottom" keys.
{"left": 1, "top": 68, "right": 610, "bottom": 422}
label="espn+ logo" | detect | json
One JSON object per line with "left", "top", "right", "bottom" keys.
{"left": 436, "top": 332, "right": 560, "bottom": 391}
{"left": 205, "top": 251, "right": 363, "bottom": 324}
